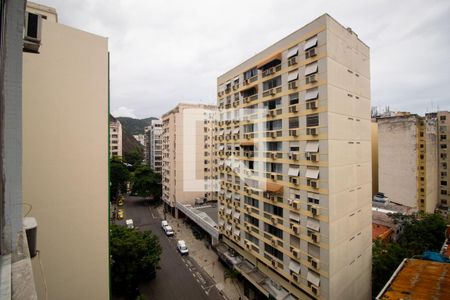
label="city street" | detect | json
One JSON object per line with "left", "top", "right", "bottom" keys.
{"left": 117, "top": 196, "right": 225, "bottom": 300}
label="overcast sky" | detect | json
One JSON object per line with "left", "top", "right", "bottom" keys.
{"left": 38, "top": 0, "right": 450, "bottom": 119}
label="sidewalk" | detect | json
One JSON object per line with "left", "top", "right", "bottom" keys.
{"left": 156, "top": 206, "right": 244, "bottom": 300}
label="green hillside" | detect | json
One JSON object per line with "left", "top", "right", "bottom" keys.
{"left": 116, "top": 117, "right": 157, "bottom": 135}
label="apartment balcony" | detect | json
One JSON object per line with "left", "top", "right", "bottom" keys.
{"left": 262, "top": 86, "right": 282, "bottom": 98}
{"left": 243, "top": 75, "right": 258, "bottom": 85}
{"left": 243, "top": 94, "right": 258, "bottom": 104}
{"left": 262, "top": 64, "right": 282, "bottom": 78}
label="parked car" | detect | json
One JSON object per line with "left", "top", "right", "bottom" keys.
{"left": 125, "top": 219, "right": 134, "bottom": 229}
{"left": 177, "top": 240, "right": 189, "bottom": 255}
{"left": 117, "top": 209, "right": 124, "bottom": 220}
{"left": 164, "top": 225, "right": 174, "bottom": 237}
{"left": 161, "top": 220, "right": 169, "bottom": 229}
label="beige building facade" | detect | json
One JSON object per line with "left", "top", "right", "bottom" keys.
{"left": 161, "top": 103, "right": 216, "bottom": 215}
{"left": 378, "top": 114, "right": 438, "bottom": 213}
{"left": 216, "top": 14, "right": 371, "bottom": 300}
{"left": 145, "top": 119, "right": 163, "bottom": 173}
{"left": 110, "top": 118, "right": 123, "bottom": 157}
{"left": 22, "top": 2, "right": 109, "bottom": 299}
{"left": 437, "top": 111, "right": 450, "bottom": 212}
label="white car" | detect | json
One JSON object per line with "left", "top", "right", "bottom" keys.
{"left": 164, "top": 225, "right": 174, "bottom": 237}
{"left": 177, "top": 240, "right": 189, "bottom": 255}
{"left": 125, "top": 219, "right": 134, "bottom": 229}
{"left": 161, "top": 220, "right": 169, "bottom": 229}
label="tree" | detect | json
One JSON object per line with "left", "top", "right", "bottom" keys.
{"left": 110, "top": 224, "right": 162, "bottom": 299}
{"left": 110, "top": 157, "right": 130, "bottom": 200}
{"left": 123, "top": 147, "right": 144, "bottom": 168}
{"left": 224, "top": 268, "right": 241, "bottom": 297}
{"left": 372, "top": 213, "right": 446, "bottom": 297}
{"left": 131, "top": 165, "right": 162, "bottom": 200}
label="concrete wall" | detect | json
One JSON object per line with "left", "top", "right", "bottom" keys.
{"left": 424, "top": 115, "right": 438, "bottom": 213}
{"left": 22, "top": 6, "right": 109, "bottom": 299}
{"left": 378, "top": 116, "right": 418, "bottom": 208}
{"left": 372, "top": 121, "right": 379, "bottom": 195}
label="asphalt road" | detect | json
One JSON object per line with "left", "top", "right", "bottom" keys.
{"left": 118, "top": 196, "right": 225, "bottom": 300}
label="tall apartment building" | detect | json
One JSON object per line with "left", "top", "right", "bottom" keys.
{"left": 110, "top": 117, "right": 123, "bottom": 157}
{"left": 161, "top": 103, "right": 215, "bottom": 216}
{"left": 216, "top": 14, "right": 371, "bottom": 300}
{"left": 378, "top": 113, "right": 438, "bottom": 213}
{"left": 144, "top": 119, "right": 163, "bottom": 173}
{"left": 22, "top": 2, "right": 109, "bottom": 299}
{"left": 437, "top": 111, "right": 449, "bottom": 211}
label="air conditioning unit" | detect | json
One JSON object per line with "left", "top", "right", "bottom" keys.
{"left": 245, "top": 205, "right": 251, "bottom": 212}
{"left": 291, "top": 224, "right": 300, "bottom": 234}
{"left": 289, "top": 105, "right": 298, "bottom": 113}
{"left": 271, "top": 217, "right": 277, "bottom": 224}
{"left": 271, "top": 260, "right": 277, "bottom": 268}
{"left": 306, "top": 74, "right": 317, "bottom": 84}
{"left": 270, "top": 131, "right": 276, "bottom": 138}
{"left": 310, "top": 153, "right": 319, "bottom": 162}
{"left": 306, "top": 100, "right": 318, "bottom": 110}
{"left": 289, "top": 129, "right": 298, "bottom": 136}
{"left": 306, "top": 127, "right": 318, "bottom": 136}
{"left": 244, "top": 79, "right": 249, "bottom": 85}
{"left": 293, "top": 248, "right": 300, "bottom": 258}
{"left": 305, "top": 47, "right": 317, "bottom": 59}
{"left": 288, "top": 81, "right": 298, "bottom": 90}
{"left": 311, "top": 284, "right": 319, "bottom": 296}
{"left": 311, "top": 206, "right": 320, "bottom": 216}
{"left": 245, "top": 241, "right": 251, "bottom": 249}
{"left": 243, "top": 97, "right": 250, "bottom": 103}
{"left": 271, "top": 239, "right": 277, "bottom": 246}
{"left": 288, "top": 56, "right": 297, "bottom": 66}
{"left": 23, "top": 12, "right": 42, "bottom": 52}
{"left": 309, "top": 180, "right": 319, "bottom": 189}
{"left": 267, "top": 110, "right": 275, "bottom": 117}
{"left": 290, "top": 177, "right": 299, "bottom": 185}
{"left": 311, "top": 258, "right": 319, "bottom": 270}
{"left": 293, "top": 201, "right": 300, "bottom": 210}
{"left": 311, "top": 232, "right": 320, "bottom": 243}
{"left": 270, "top": 173, "right": 276, "bottom": 181}
{"left": 270, "top": 88, "right": 276, "bottom": 95}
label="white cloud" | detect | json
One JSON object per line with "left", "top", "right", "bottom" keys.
{"left": 111, "top": 106, "right": 137, "bottom": 118}
{"left": 37, "top": 0, "right": 450, "bottom": 118}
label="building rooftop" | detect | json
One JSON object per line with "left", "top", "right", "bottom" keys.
{"left": 376, "top": 259, "right": 450, "bottom": 300}
{"left": 372, "top": 223, "right": 393, "bottom": 241}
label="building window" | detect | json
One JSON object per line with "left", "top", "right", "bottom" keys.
{"left": 262, "top": 76, "right": 281, "bottom": 91}
{"left": 245, "top": 232, "right": 259, "bottom": 245}
{"left": 289, "top": 93, "right": 299, "bottom": 105}
{"left": 243, "top": 67, "right": 257, "bottom": 80}
{"left": 244, "top": 196, "right": 259, "bottom": 208}
{"left": 244, "top": 214, "right": 259, "bottom": 227}
{"left": 306, "top": 114, "right": 319, "bottom": 127}
{"left": 263, "top": 203, "right": 283, "bottom": 217}
{"left": 264, "top": 243, "right": 283, "bottom": 261}
{"left": 440, "top": 115, "right": 447, "bottom": 121}
{"left": 441, "top": 181, "right": 448, "bottom": 186}
{"left": 289, "top": 117, "right": 299, "bottom": 129}
{"left": 264, "top": 223, "right": 283, "bottom": 239}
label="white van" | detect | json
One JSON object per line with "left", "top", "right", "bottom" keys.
{"left": 125, "top": 219, "right": 134, "bottom": 229}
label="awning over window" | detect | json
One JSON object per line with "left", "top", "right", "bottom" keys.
{"left": 307, "top": 270, "right": 320, "bottom": 286}
{"left": 263, "top": 182, "right": 283, "bottom": 193}
{"left": 240, "top": 141, "right": 255, "bottom": 146}
{"left": 219, "top": 220, "right": 225, "bottom": 226}
{"left": 288, "top": 70, "right": 299, "bottom": 82}
{"left": 233, "top": 162, "right": 240, "bottom": 169}
{"left": 288, "top": 166, "right": 300, "bottom": 177}
{"left": 219, "top": 130, "right": 224, "bottom": 136}
{"left": 225, "top": 129, "right": 231, "bottom": 135}
{"left": 233, "top": 76, "right": 239, "bottom": 82}
{"left": 289, "top": 260, "right": 301, "bottom": 274}
{"left": 233, "top": 229, "right": 241, "bottom": 237}
{"left": 305, "top": 141, "right": 319, "bottom": 153}
{"left": 289, "top": 212, "right": 301, "bottom": 222}
{"left": 305, "top": 168, "right": 319, "bottom": 179}
{"left": 233, "top": 212, "right": 240, "bottom": 219}
{"left": 234, "top": 194, "right": 241, "bottom": 200}
{"left": 257, "top": 53, "right": 282, "bottom": 69}
{"left": 307, "top": 192, "right": 320, "bottom": 200}
{"left": 289, "top": 141, "right": 300, "bottom": 148}
{"left": 304, "top": 35, "right": 318, "bottom": 51}
{"left": 225, "top": 80, "right": 231, "bottom": 86}
{"left": 305, "top": 87, "right": 319, "bottom": 101}
{"left": 233, "top": 128, "right": 240, "bottom": 134}
{"left": 219, "top": 85, "right": 225, "bottom": 92}
{"left": 226, "top": 193, "right": 232, "bottom": 199}
{"left": 225, "top": 208, "right": 232, "bottom": 215}
{"left": 225, "top": 224, "right": 232, "bottom": 231}
{"left": 307, "top": 217, "right": 320, "bottom": 232}
{"left": 287, "top": 46, "right": 299, "bottom": 58}
{"left": 304, "top": 62, "right": 318, "bottom": 76}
